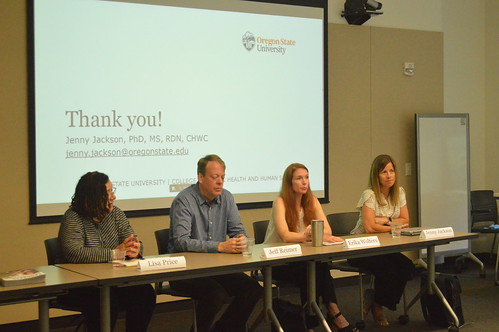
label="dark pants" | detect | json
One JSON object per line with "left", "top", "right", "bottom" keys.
{"left": 170, "top": 273, "right": 262, "bottom": 332}
{"left": 272, "top": 261, "right": 338, "bottom": 329}
{"left": 58, "top": 284, "right": 156, "bottom": 332}
{"left": 349, "top": 252, "right": 415, "bottom": 311}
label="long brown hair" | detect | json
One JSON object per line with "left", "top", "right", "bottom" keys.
{"left": 280, "top": 163, "right": 316, "bottom": 232}
{"left": 369, "top": 154, "right": 400, "bottom": 206}
{"left": 71, "top": 171, "right": 110, "bottom": 221}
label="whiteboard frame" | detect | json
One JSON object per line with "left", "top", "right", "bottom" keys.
{"left": 416, "top": 113, "right": 471, "bottom": 257}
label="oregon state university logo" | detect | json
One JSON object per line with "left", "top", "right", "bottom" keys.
{"left": 242, "top": 31, "right": 296, "bottom": 55}
{"left": 242, "top": 31, "right": 255, "bottom": 51}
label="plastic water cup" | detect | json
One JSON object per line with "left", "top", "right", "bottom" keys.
{"left": 111, "top": 249, "right": 127, "bottom": 267}
{"left": 391, "top": 222, "right": 402, "bottom": 238}
{"left": 242, "top": 238, "right": 254, "bottom": 257}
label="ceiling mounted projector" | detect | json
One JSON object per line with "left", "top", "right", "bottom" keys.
{"left": 342, "top": 0, "right": 383, "bottom": 26}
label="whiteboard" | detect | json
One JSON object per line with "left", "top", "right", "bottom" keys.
{"left": 416, "top": 114, "right": 470, "bottom": 256}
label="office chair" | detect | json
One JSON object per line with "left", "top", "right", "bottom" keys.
{"left": 44, "top": 238, "right": 67, "bottom": 265}
{"left": 253, "top": 220, "right": 270, "bottom": 245}
{"left": 470, "top": 190, "right": 499, "bottom": 283}
{"left": 154, "top": 229, "right": 198, "bottom": 332}
{"left": 470, "top": 190, "right": 498, "bottom": 256}
{"left": 326, "top": 212, "right": 373, "bottom": 329}
{"left": 251, "top": 220, "right": 273, "bottom": 286}
{"left": 252, "top": 219, "right": 301, "bottom": 298}
{"left": 44, "top": 237, "right": 85, "bottom": 331}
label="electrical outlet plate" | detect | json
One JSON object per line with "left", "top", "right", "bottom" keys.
{"left": 404, "top": 62, "right": 415, "bottom": 76}
{"left": 405, "top": 162, "right": 412, "bottom": 176}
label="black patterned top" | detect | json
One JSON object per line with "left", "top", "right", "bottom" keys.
{"left": 58, "top": 206, "right": 142, "bottom": 263}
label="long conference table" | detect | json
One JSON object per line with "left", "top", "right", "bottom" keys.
{"left": 52, "top": 231, "right": 477, "bottom": 332}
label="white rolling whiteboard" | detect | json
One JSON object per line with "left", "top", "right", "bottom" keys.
{"left": 416, "top": 114, "right": 470, "bottom": 256}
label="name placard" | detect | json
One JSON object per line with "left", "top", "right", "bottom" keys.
{"left": 420, "top": 227, "right": 454, "bottom": 239}
{"left": 344, "top": 236, "right": 380, "bottom": 249}
{"left": 138, "top": 256, "right": 186, "bottom": 271}
{"left": 261, "top": 244, "right": 302, "bottom": 259}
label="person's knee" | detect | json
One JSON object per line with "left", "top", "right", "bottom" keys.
{"left": 401, "top": 260, "right": 416, "bottom": 280}
{"left": 144, "top": 284, "right": 156, "bottom": 299}
{"left": 125, "top": 284, "right": 156, "bottom": 310}
{"left": 131, "top": 284, "right": 154, "bottom": 296}
{"left": 206, "top": 288, "right": 231, "bottom": 308}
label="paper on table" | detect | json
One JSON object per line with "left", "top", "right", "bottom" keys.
{"left": 112, "top": 259, "right": 139, "bottom": 267}
{"left": 323, "top": 241, "right": 344, "bottom": 246}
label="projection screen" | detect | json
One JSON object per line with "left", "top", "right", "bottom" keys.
{"left": 28, "top": 0, "right": 328, "bottom": 223}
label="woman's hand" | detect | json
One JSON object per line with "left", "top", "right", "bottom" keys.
{"left": 324, "top": 235, "right": 343, "bottom": 243}
{"left": 374, "top": 216, "right": 390, "bottom": 225}
{"left": 126, "top": 241, "right": 140, "bottom": 258}
{"left": 304, "top": 225, "right": 312, "bottom": 241}
{"left": 362, "top": 206, "right": 391, "bottom": 233}
{"left": 116, "top": 234, "right": 141, "bottom": 258}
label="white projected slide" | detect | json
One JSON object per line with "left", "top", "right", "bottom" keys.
{"left": 31, "top": 0, "right": 327, "bottom": 220}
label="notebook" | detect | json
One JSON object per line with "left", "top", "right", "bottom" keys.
{"left": 401, "top": 227, "right": 423, "bottom": 236}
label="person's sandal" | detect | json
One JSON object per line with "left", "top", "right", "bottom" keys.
{"left": 327, "top": 312, "right": 359, "bottom": 332}
{"left": 372, "top": 303, "right": 389, "bottom": 327}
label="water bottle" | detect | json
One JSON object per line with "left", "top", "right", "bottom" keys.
{"left": 311, "top": 219, "right": 324, "bottom": 247}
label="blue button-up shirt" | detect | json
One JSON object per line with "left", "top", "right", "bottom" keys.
{"left": 168, "top": 183, "right": 247, "bottom": 253}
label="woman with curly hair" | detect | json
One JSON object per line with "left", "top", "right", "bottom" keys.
{"left": 58, "top": 171, "right": 156, "bottom": 332}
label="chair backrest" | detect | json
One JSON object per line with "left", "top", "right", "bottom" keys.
{"left": 470, "top": 190, "right": 498, "bottom": 224}
{"left": 155, "top": 228, "right": 170, "bottom": 255}
{"left": 326, "top": 212, "right": 359, "bottom": 236}
{"left": 253, "top": 220, "right": 270, "bottom": 244}
{"left": 44, "top": 237, "right": 67, "bottom": 265}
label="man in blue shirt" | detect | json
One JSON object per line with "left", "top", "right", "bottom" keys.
{"left": 168, "top": 154, "right": 261, "bottom": 332}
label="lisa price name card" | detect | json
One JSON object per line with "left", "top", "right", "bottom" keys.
{"left": 138, "top": 256, "right": 186, "bottom": 271}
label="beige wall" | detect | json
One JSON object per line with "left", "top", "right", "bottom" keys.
{"left": 327, "top": 24, "right": 443, "bottom": 221}
{"left": 443, "top": 2, "right": 486, "bottom": 189}
{"left": 1, "top": 0, "right": 497, "bottom": 325}
{"left": 484, "top": 0, "right": 499, "bottom": 191}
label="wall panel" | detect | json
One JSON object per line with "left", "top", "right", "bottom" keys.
{"left": 327, "top": 24, "right": 372, "bottom": 213}
{"left": 371, "top": 27, "right": 444, "bottom": 224}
